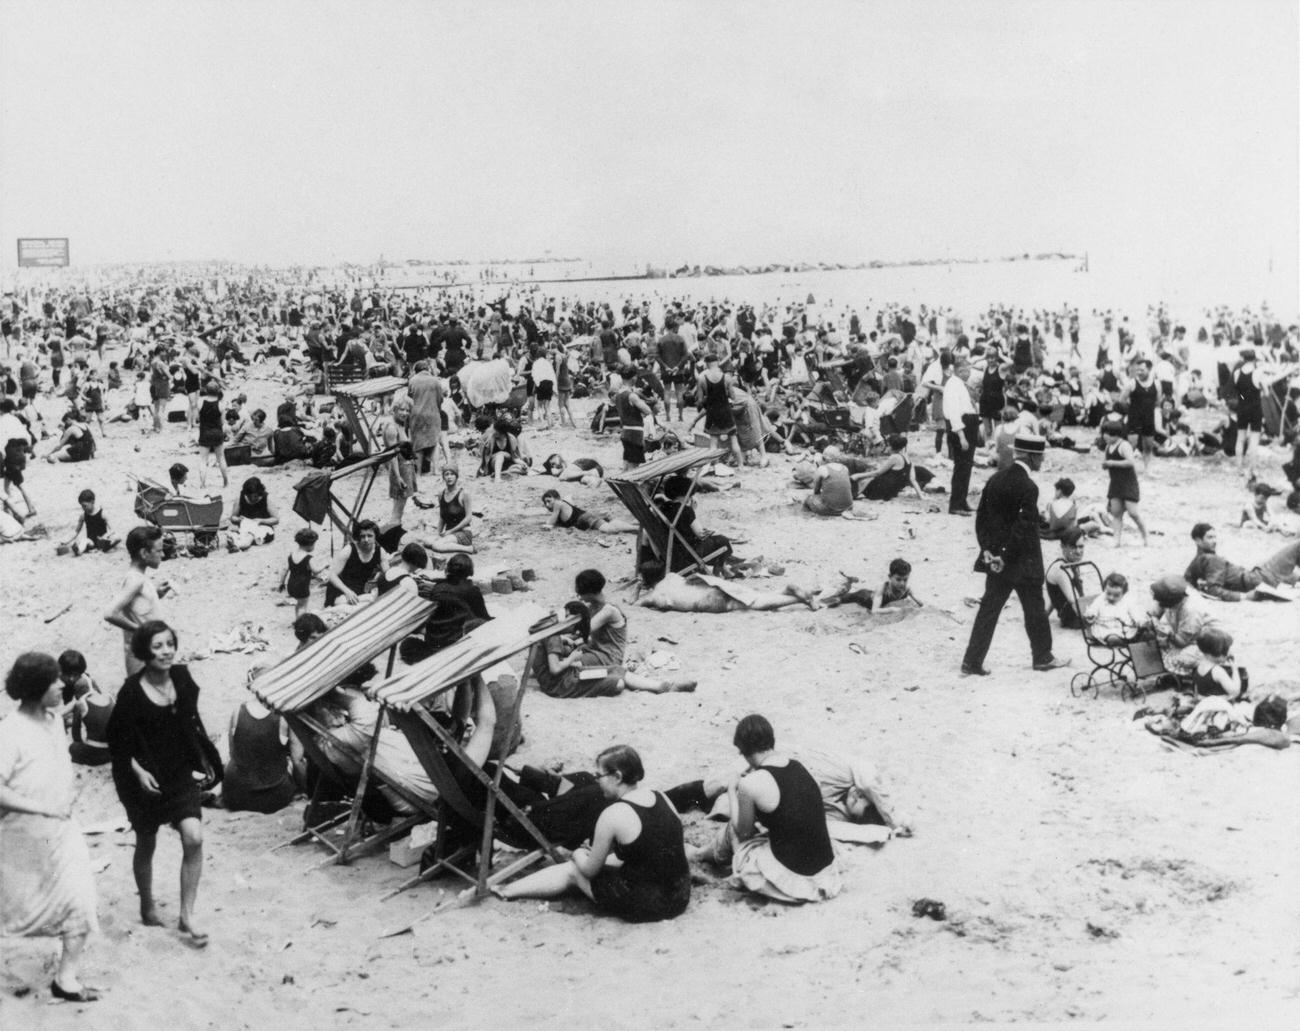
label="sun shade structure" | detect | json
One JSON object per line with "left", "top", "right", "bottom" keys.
{"left": 251, "top": 589, "right": 436, "bottom": 865}
{"left": 251, "top": 588, "right": 434, "bottom": 713}
{"left": 371, "top": 605, "right": 580, "bottom": 900}
{"left": 606, "top": 446, "right": 728, "bottom": 577}
{"left": 291, "top": 375, "right": 409, "bottom": 537}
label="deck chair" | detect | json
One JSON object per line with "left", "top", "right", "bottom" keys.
{"left": 250, "top": 589, "right": 436, "bottom": 864}
{"left": 292, "top": 447, "right": 401, "bottom": 537}
{"left": 322, "top": 357, "right": 368, "bottom": 394}
{"left": 606, "top": 447, "right": 729, "bottom": 578}
{"left": 373, "top": 606, "right": 581, "bottom": 902}
{"left": 331, "top": 376, "right": 408, "bottom": 456}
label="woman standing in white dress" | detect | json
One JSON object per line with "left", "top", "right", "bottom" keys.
{"left": 0, "top": 652, "right": 101, "bottom": 1002}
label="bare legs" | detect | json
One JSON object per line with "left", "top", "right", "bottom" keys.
{"left": 132, "top": 818, "right": 206, "bottom": 945}
{"left": 597, "top": 518, "right": 639, "bottom": 534}
{"left": 496, "top": 859, "right": 594, "bottom": 902}
{"left": 1108, "top": 498, "right": 1149, "bottom": 547}
{"left": 620, "top": 671, "right": 697, "bottom": 693}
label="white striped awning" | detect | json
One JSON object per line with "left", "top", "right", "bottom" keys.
{"left": 373, "top": 604, "right": 577, "bottom": 712}
{"left": 251, "top": 590, "right": 434, "bottom": 713}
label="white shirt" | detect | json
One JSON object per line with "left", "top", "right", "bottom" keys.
{"left": 942, "top": 374, "right": 977, "bottom": 427}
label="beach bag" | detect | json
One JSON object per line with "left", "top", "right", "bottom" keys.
{"left": 226, "top": 443, "right": 252, "bottom": 466}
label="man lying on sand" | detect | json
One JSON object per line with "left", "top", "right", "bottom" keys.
{"left": 636, "top": 561, "right": 820, "bottom": 613}
{"left": 1183, "top": 522, "right": 1300, "bottom": 601}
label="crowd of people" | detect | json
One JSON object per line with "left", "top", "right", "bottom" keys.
{"left": 2, "top": 265, "right": 1298, "bottom": 1001}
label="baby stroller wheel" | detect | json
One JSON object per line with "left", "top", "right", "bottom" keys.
{"left": 1070, "top": 670, "right": 1095, "bottom": 698}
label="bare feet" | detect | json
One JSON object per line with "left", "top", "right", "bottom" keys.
{"left": 784, "top": 584, "right": 821, "bottom": 611}
{"left": 140, "top": 905, "right": 165, "bottom": 927}
{"left": 660, "top": 678, "right": 697, "bottom": 693}
{"left": 178, "top": 918, "right": 209, "bottom": 947}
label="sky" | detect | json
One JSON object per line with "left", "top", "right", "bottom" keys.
{"left": 0, "top": 0, "right": 1296, "bottom": 283}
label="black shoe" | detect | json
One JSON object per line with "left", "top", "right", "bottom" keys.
{"left": 960, "top": 664, "right": 991, "bottom": 677}
{"left": 949, "top": 506, "right": 973, "bottom": 516}
{"left": 51, "top": 981, "right": 101, "bottom": 1003}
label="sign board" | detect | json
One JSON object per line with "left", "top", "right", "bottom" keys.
{"left": 17, "top": 238, "right": 70, "bottom": 267}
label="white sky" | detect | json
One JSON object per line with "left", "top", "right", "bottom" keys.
{"left": 1, "top": 0, "right": 1296, "bottom": 278}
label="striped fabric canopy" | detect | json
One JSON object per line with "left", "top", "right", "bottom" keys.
{"left": 332, "top": 376, "right": 408, "bottom": 401}
{"left": 251, "top": 589, "right": 434, "bottom": 713}
{"left": 605, "top": 446, "right": 725, "bottom": 485}
{"left": 374, "top": 604, "right": 577, "bottom": 713}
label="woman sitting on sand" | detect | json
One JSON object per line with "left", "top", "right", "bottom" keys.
{"left": 495, "top": 744, "right": 691, "bottom": 923}
{"left": 533, "top": 601, "right": 696, "bottom": 698}
{"left": 542, "top": 489, "right": 637, "bottom": 534}
{"left": 477, "top": 418, "right": 531, "bottom": 481}
{"left": 859, "top": 434, "right": 936, "bottom": 502}
{"left": 43, "top": 410, "right": 96, "bottom": 464}
{"left": 541, "top": 453, "right": 604, "bottom": 486}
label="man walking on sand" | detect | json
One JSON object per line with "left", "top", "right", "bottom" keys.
{"left": 961, "top": 433, "right": 1068, "bottom": 676}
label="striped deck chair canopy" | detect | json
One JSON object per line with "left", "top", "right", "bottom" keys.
{"left": 250, "top": 589, "right": 435, "bottom": 713}
{"left": 606, "top": 446, "right": 728, "bottom": 576}
{"left": 373, "top": 604, "right": 579, "bottom": 712}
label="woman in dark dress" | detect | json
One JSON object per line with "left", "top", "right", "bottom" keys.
{"left": 497, "top": 744, "right": 691, "bottom": 922}
{"left": 106, "top": 621, "right": 218, "bottom": 946}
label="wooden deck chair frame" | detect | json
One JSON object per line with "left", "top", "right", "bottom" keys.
{"left": 606, "top": 447, "right": 729, "bottom": 579}
{"left": 296, "top": 447, "right": 400, "bottom": 539}
{"left": 373, "top": 613, "right": 581, "bottom": 903}
{"left": 277, "top": 710, "right": 428, "bottom": 868}
{"left": 322, "top": 357, "right": 368, "bottom": 394}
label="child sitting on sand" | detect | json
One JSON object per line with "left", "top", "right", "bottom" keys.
{"left": 1083, "top": 572, "right": 1144, "bottom": 645}
{"left": 1240, "top": 482, "right": 1286, "bottom": 532}
{"left": 824, "top": 558, "right": 923, "bottom": 611}
{"left": 60, "top": 487, "right": 119, "bottom": 554}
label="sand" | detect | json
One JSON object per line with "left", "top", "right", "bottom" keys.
{"left": 2, "top": 360, "right": 1299, "bottom": 1029}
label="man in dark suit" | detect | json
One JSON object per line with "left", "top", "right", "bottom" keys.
{"left": 961, "top": 433, "right": 1069, "bottom": 675}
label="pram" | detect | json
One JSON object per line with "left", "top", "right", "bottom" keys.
{"left": 132, "top": 475, "right": 228, "bottom": 549}
{"left": 1063, "top": 560, "right": 1179, "bottom": 702}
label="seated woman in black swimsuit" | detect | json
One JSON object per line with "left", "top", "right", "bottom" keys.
{"left": 323, "top": 519, "right": 385, "bottom": 606}
{"left": 428, "top": 466, "right": 475, "bottom": 554}
{"left": 44, "top": 410, "right": 96, "bottom": 464}
{"left": 496, "top": 744, "right": 691, "bottom": 922}
{"left": 859, "top": 433, "right": 935, "bottom": 502}
{"left": 541, "top": 489, "right": 637, "bottom": 534}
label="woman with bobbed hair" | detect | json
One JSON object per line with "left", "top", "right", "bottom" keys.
{"left": 1, "top": 652, "right": 101, "bottom": 1001}
{"left": 496, "top": 743, "right": 691, "bottom": 922}
{"left": 106, "top": 621, "right": 219, "bottom": 947}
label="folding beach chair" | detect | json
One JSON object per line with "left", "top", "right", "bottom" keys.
{"left": 878, "top": 393, "right": 916, "bottom": 437}
{"left": 250, "top": 589, "right": 436, "bottom": 865}
{"left": 373, "top": 606, "right": 581, "bottom": 902}
{"left": 292, "top": 448, "right": 401, "bottom": 538}
{"left": 606, "top": 447, "right": 729, "bottom": 578}
{"left": 322, "top": 357, "right": 368, "bottom": 394}
{"left": 331, "top": 376, "right": 408, "bottom": 456}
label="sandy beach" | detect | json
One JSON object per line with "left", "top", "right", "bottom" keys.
{"left": 2, "top": 344, "right": 1298, "bottom": 1029}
